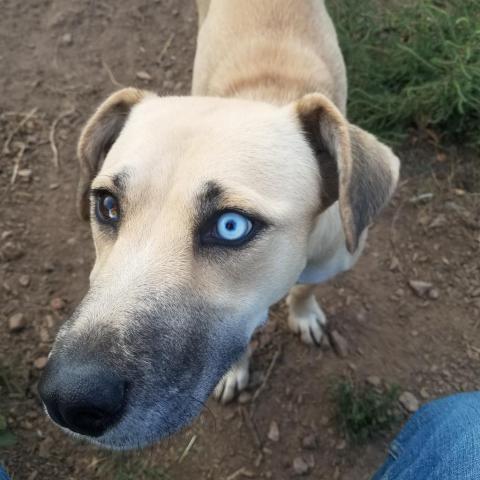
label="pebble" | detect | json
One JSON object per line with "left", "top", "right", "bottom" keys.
{"left": 136, "top": 70, "right": 152, "bottom": 81}
{"left": 39, "top": 327, "right": 50, "bottom": 343}
{"left": 293, "top": 457, "right": 310, "bottom": 476}
{"left": 60, "top": 32, "right": 73, "bottom": 45}
{"left": 408, "top": 280, "right": 433, "bottom": 298}
{"left": 428, "top": 288, "right": 440, "bottom": 300}
{"left": 50, "top": 297, "right": 65, "bottom": 311}
{"left": 237, "top": 392, "right": 252, "bottom": 404}
{"left": 18, "top": 168, "right": 32, "bottom": 179}
{"left": 18, "top": 274, "right": 30, "bottom": 287}
{"left": 301, "top": 433, "right": 317, "bottom": 450}
{"left": 366, "top": 375, "right": 382, "bottom": 388}
{"left": 330, "top": 330, "right": 348, "bottom": 358}
{"left": 8, "top": 313, "right": 26, "bottom": 333}
{"left": 2, "top": 241, "right": 24, "bottom": 261}
{"left": 267, "top": 421, "right": 280, "bottom": 442}
{"left": 399, "top": 391, "right": 420, "bottom": 413}
{"left": 355, "top": 309, "right": 367, "bottom": 322}
{"left": 33, "top": 356, "right": 48, "bottom": 370}
{"left": 420, "top": 387, "right": 430, "bottom": 399}
{"left": 45, "top": 314, "right": 55, "bottom": 329}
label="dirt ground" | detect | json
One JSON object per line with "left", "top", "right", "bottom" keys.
{"left": 1, "top": 1, "right": 479, "bottom": 479}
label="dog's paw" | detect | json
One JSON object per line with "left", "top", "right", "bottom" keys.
{"left": 213, "top": 351, "right": 250, "bottom": 404}
{"left": 287, "top": 293, "right": 327, "bottom": 346}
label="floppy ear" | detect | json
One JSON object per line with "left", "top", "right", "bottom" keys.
{"left": 76, "top": 88, "right": 148, "bottom": 220}
{"left": 295, "top": 93, "right": 400, "bottom": 253}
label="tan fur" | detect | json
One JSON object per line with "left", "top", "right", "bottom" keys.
{"left": 42, "top": 0, "right": 400, "bottom": 446}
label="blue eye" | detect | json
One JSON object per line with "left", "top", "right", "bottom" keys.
{"left": 216, "top": 212, "right": 252, "bottom": 242}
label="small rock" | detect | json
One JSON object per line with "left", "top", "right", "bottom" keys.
{"left": 18, "top": 168, "right": 32, "bottom": 179}
{"left": 163, "top": 79, "right": 174, "bottom": 90}
{"left": 60, "top": 32, "right": 73, "bottom": 45}
{"left": 330, "top": 330, "right": 348, "bottom": 358}
{"left": 408, "top": 280, "right": 433, "bottom": 298}
{"left": 293, "top": 457, "right": 310, "bottom": 476}
{"left": 301, "top": 433, "right": 317, "bottom": 450}
{"left": 33, "top": 356, "right": 48, "bottom": 370}
{"left": 389, "top": 256, "right": 400, "bottom": 272}
{"left": 39, "top": 327, "right": 50, "bottom": 343}
{"left": 471, "top": 288, "right": 480, "bottom": 298}
{"left": 366, "top": 375, "right": 382, "bottom": 388}
{"left": 420, "top": 387, "right": 430, "bottom": 400}
{"left": 429, "top": 214, "right": 447, "bottom": 229}
{"left": 49, "top": 183, "right": 60, "bottom": 190}
{"left": 428, "top": 288, "right": 440, "bottom": 300}
{"left": 399, "top": 391, "right": 420, "bottom": 413}
{"left": 43, "top": 261, "right": 55, "bottom": 273}
{"left": 45, "top": 314, "right": 55, "bottom": 329}
{"left": 18, "top": 274, "right": 30, "bottom": 287}
{"left": 8, "top": 313, "right": 26, "bottom": 333}
{"left": 136, "top": 70, "right": 152, "bottom": 81}
{"left": 50, "top": 297, "right": 65, "bottom": 311}
{"left": 237, "top": 392, "right": 252, "bottom": 404}
{"left": 336, "top": 439, "right": 347, "bottom": 450}
{"left": 2, "top": 241, "right": 24, "bottom": 261}
{"left": 355, "top": 309, "right": 367, "bottom": 322}
{"left": 267, "top": 421, "right": 280, "bottom": 442}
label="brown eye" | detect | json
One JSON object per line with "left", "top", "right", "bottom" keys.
{"left": 95, "top": 192, "right": 120, "bottom": 224}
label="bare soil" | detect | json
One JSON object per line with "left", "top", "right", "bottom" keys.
{"left": 1, "top": 1, "right": 479, "bottom": 479}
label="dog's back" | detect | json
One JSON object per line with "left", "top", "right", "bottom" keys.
{"left": 193, "top": 0, "right": 347, "bottom": 111}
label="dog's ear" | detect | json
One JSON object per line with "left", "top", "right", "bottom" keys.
{"left": 77, "top": 88, "right": 148, "bottom": 220}
{"left": 294, "top": 93, "right": 400, "bottom": 253}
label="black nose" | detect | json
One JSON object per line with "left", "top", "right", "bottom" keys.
{"left": 38, "top": 358, "right": 127, "bottom": 437}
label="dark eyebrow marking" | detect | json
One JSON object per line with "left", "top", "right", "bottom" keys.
{"left": 195, "top": 181, "right": 224, "bottom": 221}
{"left": 112, "top": 169, "right": 130, "bottom": 193}
{"left": 91, "top": 169, "right": 130, "bottom": 197}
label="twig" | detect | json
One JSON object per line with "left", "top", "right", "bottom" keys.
{"left": 241, "top": 406, "right": 262, "bottom": 449}
{"left": 49, "top": 107, "right": 75, "bottom": 168}
{"left": 2, "top": 107, "right": 37, "bottom": 155}
{"left": 249, "top": 348, "right": 281, "bottom": 415}
{"left": 159, "top": 33, "right": 175, "bottom": 62}
{"left": 10, "top": 142, "right": 27, "bottom": 184}
{"left": 177, "top": 434, "right": 197, "bottom": 463}
{"left": 102, "top": 60, "right": 124, "bottom": 88}
{"left": 226, "top": 467, "right": 255, "bottom": 480}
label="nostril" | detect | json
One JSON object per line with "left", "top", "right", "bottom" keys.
{"left": 39, "top": 360, "right": 127, "bottom": 437}
{"left": 61, "top": 404, "right": 123, "bottom": 437}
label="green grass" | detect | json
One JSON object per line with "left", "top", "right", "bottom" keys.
{"left": 329, "top": 0, "right": 480, "bottom": 148}
{"left": 331, "top": 378, "right": 402, "bottom": 444}
{"left": 0, "top": 414, "right": 16, "bottom": 448}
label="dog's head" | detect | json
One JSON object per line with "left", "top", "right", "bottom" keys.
{"left": 39, "top": 88, "right": 399, "bottom": 449}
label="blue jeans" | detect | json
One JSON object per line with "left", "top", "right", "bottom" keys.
{"left": 373, "top": 392, "right": 480, "bottom": 479}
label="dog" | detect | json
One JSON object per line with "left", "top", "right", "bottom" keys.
{"left": 39, "top": 0, "right": 399, "bottom": 450}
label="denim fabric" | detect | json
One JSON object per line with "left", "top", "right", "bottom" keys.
{"left": 372, "top": 392, "right": 480, "bottom": 479}
{"left": 0, "top": 466, "right": 9, "bottom": 480}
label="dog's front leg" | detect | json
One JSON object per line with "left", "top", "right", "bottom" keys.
{"left": 286, "top": 284, "right": 327, "bottom": 346}
{"left": 213, "top": 346, "right": 251, "bottom": 404}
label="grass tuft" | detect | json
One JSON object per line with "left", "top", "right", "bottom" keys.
{"left": 329, "top": 0, "right": 480, "bottom": 148}
{"left": 331, "top": 377, "right": 402, "bottom": 444}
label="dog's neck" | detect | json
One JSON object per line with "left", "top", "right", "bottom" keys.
{"left": 221, "top": 70, "right": 320, "bottom": 106}
{"left": 209, "top": 41, "right": 339, "bottom": 108}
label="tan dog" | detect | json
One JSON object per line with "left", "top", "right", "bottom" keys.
{"left": 39, "top": 0, "right": 399, "bottom": 450}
